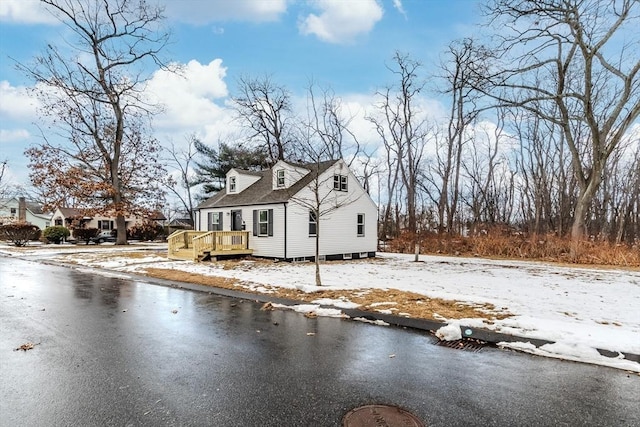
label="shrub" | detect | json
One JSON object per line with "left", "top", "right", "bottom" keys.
{"left": 127, "top": 221, "right": 164, "bottom": 241}
{"left": 0, "top": 222, "right": 41, "bottom": 246}
{"left": 43, "top": 225, "right": 71, "bottom": 244}
{"left": 73, "top": 228, "right": 100, "bottom": 245}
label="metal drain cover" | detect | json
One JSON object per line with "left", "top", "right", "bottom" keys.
{"left": 436, "top": 338, "right": 485, "bottom": 352}
{"left": 343, "top": 404, "right": 424, "bottom": 427}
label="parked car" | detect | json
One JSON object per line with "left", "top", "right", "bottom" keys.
{"left": 91, "top": 230, "right": 116, "bottom": 244}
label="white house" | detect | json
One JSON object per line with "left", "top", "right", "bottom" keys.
{"left": 0, "top": 197, "right": 52, "bottom": 229}
{"left": 195, "top": 159, "right": 378, "bottom": 261}
{"left": 51, "top": 207, "right": 166, "bottom": 233}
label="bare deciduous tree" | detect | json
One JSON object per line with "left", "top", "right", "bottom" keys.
{"left": 368, "top": 52, "right": 429, "bottom": 259}
{"left": 19, "top": 0, "right": 172, "bottom": 244}
{"left": 289, "top": 84, "right": 365, "bottom": 285}
{"left": 164, "top": 135, "right": 200, "bottom": 225}
{"left": 435, "top": 38, "right": 488, "bottom": 233}
{"left": 232, "top": 75, "right": 294, "bottom": 164}
{"left": 479, "top": 0, "right": 640, "bottom": 256}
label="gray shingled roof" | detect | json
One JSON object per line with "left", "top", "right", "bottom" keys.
{"left": 197, "top": 160, "right": 339, "bottom": 209}
{"left": 57, "top": 207, "right": 84, "bottom": 218}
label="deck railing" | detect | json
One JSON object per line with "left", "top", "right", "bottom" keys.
{"left": 167, "top": 230, "right": 206, "bottom": 252}
{"left": 168, "top": 230, "right": 250, "bottom": 260}
{"left": 193, "top": 231, "right": 250, "bottom": 254}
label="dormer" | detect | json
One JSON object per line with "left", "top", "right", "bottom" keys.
{"left": 271, "top": 160, "right": 309, "bottom": 190}
{"left": 226, "top": 168, "right": 261, "bottom": 195}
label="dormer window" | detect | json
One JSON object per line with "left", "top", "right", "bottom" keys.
{"left": 276, "top": 169, "right": 285, "bottom": 188}
{"left": 229, "top": 176, "right": 237, "bottom": 192}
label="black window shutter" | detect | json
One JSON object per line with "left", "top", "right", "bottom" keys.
{"left": 207, "top": 213, "right": 212, "bottom": 231}
{"left": 219, "top": 213, "right": 223, "bottom": 231}
{"left": 252, "top": 210, "right": 258, "bottom": 236}
{"left": 268, "top": 209, "right": 273, "bottom": 236}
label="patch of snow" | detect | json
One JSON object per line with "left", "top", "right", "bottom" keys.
{"left": 269, "top": 303, "right": 346, "bottom": 318}
{"left": 353, "top": 317, "right": 390, "bottom": 326}
{"left": 436, "top": 323, "right": 462, "bottom": 341}
{"left": 73, "top": 267, "right": 132, "bottom": 279}
{"left": 369, "top": 301, "right": 397, "bottom": 307}
{"left": 499, "top": 341, "right": 640, "bottom": 373}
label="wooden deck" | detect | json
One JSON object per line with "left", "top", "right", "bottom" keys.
{"left": 167, "top": 230, "right": 252, "bottom": 261}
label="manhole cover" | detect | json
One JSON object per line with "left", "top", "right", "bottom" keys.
{"left": 343, "top": 404, "right": 425, "bottom": 427}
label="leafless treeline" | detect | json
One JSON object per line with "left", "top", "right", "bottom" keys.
{"left": 374, "top": 100, "right": 639, "bottom": 245}
{"left": 373, "top": 0, "right": 640, "bottom": 247}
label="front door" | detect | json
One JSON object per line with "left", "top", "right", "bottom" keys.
{"left": 231, "top": 210, "right": 243, "bottom": 231}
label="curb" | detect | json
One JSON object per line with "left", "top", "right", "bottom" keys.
{"left": 5, "top": 252, "right": 640, "bottom": 365}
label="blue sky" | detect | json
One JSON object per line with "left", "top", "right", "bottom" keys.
{"left": 0, "top": 0, "right": 483, "bottom": 188}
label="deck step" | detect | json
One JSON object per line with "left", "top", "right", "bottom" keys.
{"left": 168, "top": 247, "right": 254, "bottom": 261}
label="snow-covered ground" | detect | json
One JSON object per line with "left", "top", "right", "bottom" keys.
{"left": 2, "top": 243, "right": 639, "bottom": 372}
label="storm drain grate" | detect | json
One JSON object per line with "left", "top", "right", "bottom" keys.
{"left": 435, "top": 338, "right": 486, "bottom": 352}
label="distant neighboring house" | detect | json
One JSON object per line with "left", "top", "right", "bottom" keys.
{"left": 0, "top": 197, "right": 52, "bottom": 229}
{"left": 195, "top": 159, "right": 377, "bottom": 261}
{"left": 51, "top": 207, "right": 166, "bottom": 234}
{"left": 168, "top": 217, "right": 194, "bottom": 230}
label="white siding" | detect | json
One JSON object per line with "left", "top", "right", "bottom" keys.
{"left": 227, "top": 169, "right": 260, "bottom": 194}
{"left": 271, "top": 160, "right": 309, "bottom": 190}
{"left": 198, "top": 204, "right": 286, "bottom": 258}
{"left": 248, "top": 204, "right": 285, "bottom": 258}
{"left": 286, "top": 160, "right": 377, "bottom": 258}
{"left": 197, "top": 159, "right": 378, "bottom": 260}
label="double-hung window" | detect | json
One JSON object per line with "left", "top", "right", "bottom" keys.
{"left": 276, "top": 169, "right": 285, "bottom": 188}
{"left": 357, "top": 213, "right": 365, "bottom": 237}
{"left": 258, "top": 210, "right": 269, "bottom": 235}
{"left": 308, "top": 210, "right": 317, "bottom": 236}
{"left": 253, "top": 209, "right": 274, "bottom": 237}
{"left": 98, "top": 220, "right": 113, "bottom": 230}
{"left": 333, "top": 174, "right": 348, "bottom": 192}
{"left": 229, "top": 176, "right": 237, "bottom": 192}
{"left": 208, "top": 212, "right": 222, "bottom": 231}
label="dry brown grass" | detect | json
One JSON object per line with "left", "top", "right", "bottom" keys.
{"left": 143, "top": 267, "right": 511, "bottom": 322}
{"left": 388, "top": 231, "right": 640, "bottom": 268}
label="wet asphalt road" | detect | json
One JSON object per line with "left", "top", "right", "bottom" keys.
{"left": 1, "top": 256, "right": 638, "bottom": 427}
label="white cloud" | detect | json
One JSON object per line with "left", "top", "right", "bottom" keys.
{"left": 0, "top": 81, "right": 39, "bottom": 120}
{"left": 0, "top": 129, "right": 30, "bottom": 143}
{"left": 161, "top": 0, "right": 288, "bottom": 24}
{"left": 0, "top": 0, "right": 57, "bottom": 24}
{"left": 298, "top": 0, "right": 383, "bottom": 44}
{"left": 146, "top": 59, "right": 238, "bottom": 146}
{"left": 392, "top": 0, "right": 407, "bottom": 18}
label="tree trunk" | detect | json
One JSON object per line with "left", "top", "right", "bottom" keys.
{"left": 315, "top": 216, "right": 321, "bottom": 286}
{"left": 116, "top": 214, "right": 127, "bottom": 245}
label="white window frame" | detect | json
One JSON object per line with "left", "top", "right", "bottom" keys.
{"left": 209, "top": 212, "right": 222, "bottom": 231}
{"left": 258, "top": 209, "right": 269, "bottom": 236}
{"left": 229, "top": 176, "right": 237, "bottom": 192}
{"left": 333, "top": 174, "right": 348, "bottom": 192}
{"left": 276, "top": 169, "right": 285, "bottom": 188}
{"left": 308, "top": 210, "right": 317, "bottom": 236}
{"left": 357, "top": 213, "right": 365, "bottom": 237}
